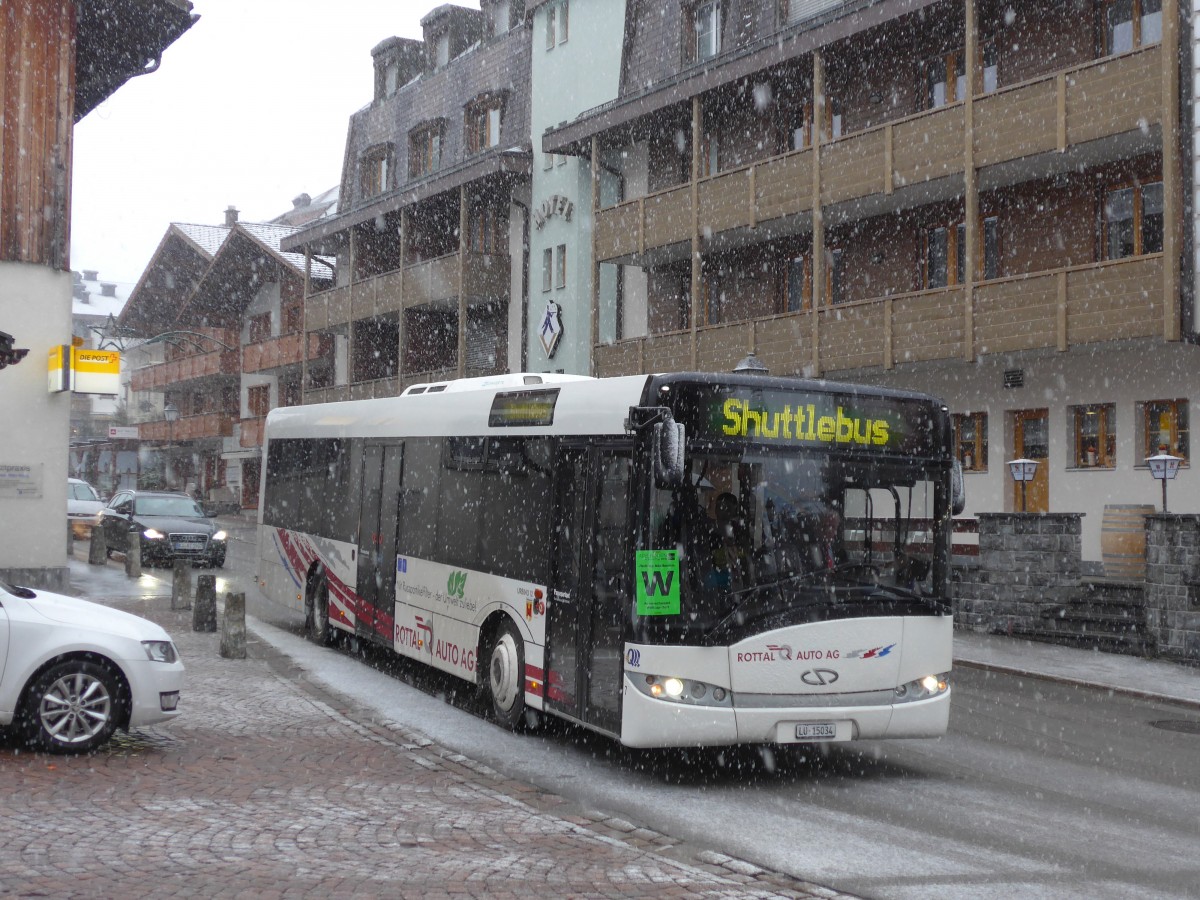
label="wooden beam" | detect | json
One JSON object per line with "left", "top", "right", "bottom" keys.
{"left": 690, "top": 95, "right": 701, "bottom": 370}
{"left": 963, "top": 0, "right": 977, "bottom": 363}
{"left": 1161, "top": 0, "right": 1181, "bottom": 341}
{"left": 591, "top": 136, "right": 601, "bottom": 375}
{"left": 457, "top": 185, "right": 467, "bottom": 378}
{"left": 811, "top": 50, "right": 824, "bottom": 376}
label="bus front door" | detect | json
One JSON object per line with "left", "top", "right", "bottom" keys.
{"left": 545, "top": 446, "right": 631, "bottom": 736}
{"left": 356, "top": 442, "right": 403, "bottom": 644}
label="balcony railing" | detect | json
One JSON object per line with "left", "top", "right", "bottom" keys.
{"left": 306, "top": 252, "right": 511, "bottom": 331}
{"left": 131, "top": 348, "right": 241, "bottom": 392}
{"left": 594, "top": 255, "right": 1164, "bottom": 377}
{"left": 595, "top": 45, "right": 1162, "bottom": 262}
{"left": 242, "top": 332, "right": 331, "bottom": 373}
{"left": 139, "top": 413, "right": 235, "bottom": 443}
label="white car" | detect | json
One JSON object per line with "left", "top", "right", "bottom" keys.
{"left": 0, "top": 578, "right": 184, "bottom": 753}
{"left": 68, "top": 478, "right": 105, "bottom": 539}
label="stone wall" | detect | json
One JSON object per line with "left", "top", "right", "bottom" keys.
{"left": 955, "top": 513, "right": 1083, "bottom": 634}
{"left": 1145, "top": 515, "right": 1200, "bottom": 661}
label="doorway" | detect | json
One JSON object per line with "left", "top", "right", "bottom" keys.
{"left": 1012, "top": 409, "right": 1049, "bottom": 512}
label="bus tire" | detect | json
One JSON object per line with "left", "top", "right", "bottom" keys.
{"left": 484, "top": 618, "right": 525, "bottom": 730}
{"left": 305, "top": 570, "right": 333, "bottom": 647}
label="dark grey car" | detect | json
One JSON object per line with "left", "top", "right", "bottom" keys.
{"left": 99, "top": 491, "right": 227, "bottom": 567}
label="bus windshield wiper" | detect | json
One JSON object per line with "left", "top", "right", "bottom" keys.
{"left": 705, "top": 571, "right": 827, "bottom": 637}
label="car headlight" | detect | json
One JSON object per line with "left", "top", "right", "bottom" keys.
{"left": 142, "top": 528, "right": 165, "bottom": 540}
{"left": 211, "top": 530, "right": 227, "bottom": 542}
{"left": 894, "top": 672, "right": 950, "bottom": 703}
{"left": 142, "top": 640, "right": 178, "bottom": 664}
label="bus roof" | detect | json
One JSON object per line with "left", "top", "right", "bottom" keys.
{"left": 264, "top": 372, "right": 948, "bottom": 444}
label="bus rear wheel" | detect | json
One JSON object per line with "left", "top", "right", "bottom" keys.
{"left": 485, "top": 619, "right": 525, "bottom": 730}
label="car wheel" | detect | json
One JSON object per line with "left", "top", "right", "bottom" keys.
{"left": 305, "top": 570, "right": 333, "bottom": 646}
{"left": 211, "top": 553, "right": 225, "bottom": 569}
{"left": 484, "top": 618, "right": 526, "bottom": 730}
{"left": 22, "top": 660, "right": 122, "bottom": 754}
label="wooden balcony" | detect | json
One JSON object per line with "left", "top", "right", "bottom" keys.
{"left": 131, "top": 347, "right": 241, "bottom": 392}
{"left": 242, "top": 333, "right": 330, "bottom": 373}
{"left": 594, "top": 255, "right": 1164, "bottom": 377}
{"left": 139, "top": 413, "right": 235, "bottom": 443}
{"left": 306, "top": 253, "right": 511, "bottom": 331}
{"left": 594, "top": 46, "right": 1162, "bottom": 262}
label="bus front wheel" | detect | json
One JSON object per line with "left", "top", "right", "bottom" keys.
{"left": 305, "top": 571, "right": 333, "bottom": 646}
{"left": 485, "top": 619, "right": 525, "bottom": 729}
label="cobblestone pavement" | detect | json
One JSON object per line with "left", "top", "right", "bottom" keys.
{"left": 0, "top": 594, "right": 851, "bottom": 899}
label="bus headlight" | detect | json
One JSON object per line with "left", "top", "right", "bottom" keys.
{"left": 894, "top": 673, "right": 949, "bottom": 702}
{"left": 633, "top": 673, "right": 733, "bottom": 707}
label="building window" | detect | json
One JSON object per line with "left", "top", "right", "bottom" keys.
{"left": 689, "top": 1, "right": 721, "bottom": 63}
{"left": 466, "top": 97, "right": 503, "bottom": 154}
{"left": 544, "top": 153, "right": 555, "bottom": 170}
{"left": 826, "top": 246, "right": 844, "bottom": 305}
{"left": 1071, "top": 404, "right": 1116, "bottom": 468}
{"left": 701, "top": 132, "right": 719, "bottom": 176}
{"left": 469, "top": 207, "right": 505, "bottom": 254}
{"left": 922, "top": 51, "right": 966, "bottom": 110}
{"left": 542, "top": 248, "right": 553, "bottom": 292}
{"left": 1104, "top": 181, "right": 1163, "bottom": 260}
{"left": 435, "top": 32, "right": 451, "bottom": 69}
{"left": 982, "top": 42, "right": 998, "bottom": 93}
{"left": 925, "top": 220, "right": 999, "bottom": 287}
{"left": 786, "top": 99, "right": 842, "bottom": 151}
{"left": 555, "top": 244, "right": 567, "bottom": 289}
{"left": 1140, "top": 399, "right": 1189, "bottom": 462}
{"left": 489, "top": 1, "right": 511, "bottom": 37}
{"left": 546, "top": 1, "right": 568, "bottom": 49}
{"left": 953, "top": 412, "right": 988, "bottom": 472}
{"left": 248, "top": 312, "right": 272, "bottom": 344}
{"left": 360, "top": 145, "right": 392, "bottom": 199}
{"left": 785, "top": 253, "right": 810, "bottom": 312}
{"left": 282, "top": 301, "right": 302, "bottom": 335}
{"left": 1102, "top": 0, "right": 1162, "bottom": 55}
{"left": 247, "top": 384, "right": 270, "bottom": 419}
{"left": 409, "top": 124, "right": 443, "bottom": 178}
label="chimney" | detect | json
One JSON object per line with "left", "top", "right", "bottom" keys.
{"left": 292, "top": 193, "right": 312, "bottom": 210}
{"left": 73, "top": 282, "right": 90, "bottom": 301}
{"left": 82, "top": 269, "right": 99, "bottom": 281}
{"left": 224, "top": 206, "right": 239, "bottom": 227}
{"left": 100, "top": 283, "right": 117, "bottom": 298}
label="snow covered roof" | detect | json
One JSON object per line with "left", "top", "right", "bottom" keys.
{"left": 172, "top": 223, "right": 231, "bottom": 257}
{"left": 237, "top": 222, "right": 335, "bottom": 281}
{"left": 72, "top": 273, "right": 135, "bottom": 319}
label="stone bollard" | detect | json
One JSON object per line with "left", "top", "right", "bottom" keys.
{"left": 124, "top": 526, "right": 142, "bottom": 579}
{"left": 220, "top": 591, "right": 246, "bottom": 659}
{"left": 171, "top": 559, "right": 192, "bottom": 610}
{"left": 88, "top": 526, "right": 107, "bottom": 566}
{"left": 193, "top": 574, "right": 217, "bottom": 633}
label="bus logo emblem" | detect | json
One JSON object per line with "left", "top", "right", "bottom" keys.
{"left": 447, "top": 571, "right": 467, "bottom": 599}
{"left": 800, "top": 669, "right": 839, "bottom": 686}
{"left": 626, "top": 649, "right": 641, "bottom": 668}
{"left": 397, "top": 557, "right": 407, "bottom": 574}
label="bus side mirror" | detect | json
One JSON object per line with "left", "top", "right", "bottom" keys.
{"left": 653, "top": 419, "right": 685, "bottom": 489}
{"left": 951, "top": 460, "right": 966, "bottom": 516}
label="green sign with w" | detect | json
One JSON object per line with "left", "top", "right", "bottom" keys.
{"left": 636, "top": 549, "right": 680, "bottom": 616}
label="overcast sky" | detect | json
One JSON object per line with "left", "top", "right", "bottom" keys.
{"left": 71, "top": 0, "right": 455, "bottom": 286}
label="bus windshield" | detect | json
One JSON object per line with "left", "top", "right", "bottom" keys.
{"left": 646, "top": 447, "right": 948, "bottom": 643}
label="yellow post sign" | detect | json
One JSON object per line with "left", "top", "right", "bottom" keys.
{"left": 71, "top": 348, "right": 120, "bottom": 395}
{"left": 48, "top": 345, "right": 70, "bottom": 393}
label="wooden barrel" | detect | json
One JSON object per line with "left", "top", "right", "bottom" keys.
{"left": 1101, "top": 504, "right": 1154, "bottom": 581}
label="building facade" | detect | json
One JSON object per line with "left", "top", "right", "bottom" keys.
{"left": 540, "top": 0, "right": 1196, "bottom": 566}
{"left": 0, "top": 0, "right": 195, "bottom": 588}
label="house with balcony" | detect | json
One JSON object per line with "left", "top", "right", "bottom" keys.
{"left": 120, "top": 210, "right": 335, "bottom": 509}
{"left": 281, "top": 1, "right": 531, "bottom": 401}
{"left": 543, "top": 0, "right": 1197, "bottom": 566}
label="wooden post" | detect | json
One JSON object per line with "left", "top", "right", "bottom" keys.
{"left": 690, "top": 95, "right": 702, "bottom": 370}
{"left": 591, "top": 136, "right": 601, "bottom": 375}
{"left": 458, "top": 186, "right": 468, "bottom": 378}
{"left": 811, "top": 50, "right": 825, "bottom": 376}
{"left": 398, "top": 209, "right": 407, "bottom": 387}
{"left": 963, "top": 0, "right": 978, "bottom": 363}
{"left": 1161, "top": 0, "right": 1181, "bottom": 341}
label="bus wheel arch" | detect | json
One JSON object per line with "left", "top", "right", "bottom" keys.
{"left": 304, "top": 562, "right": 333, "bottom": 646}
{"left": 480, "top": 614, "right": 526, "bottom": 730}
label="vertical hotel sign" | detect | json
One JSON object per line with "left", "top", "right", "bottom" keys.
{"left": 48, "top": 346, "right": 119, "bottom": 395}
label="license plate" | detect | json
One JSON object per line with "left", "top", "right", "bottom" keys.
{"left": 795, "top": 722, "right": 837, "bottom": 740}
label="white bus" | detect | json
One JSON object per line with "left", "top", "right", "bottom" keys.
{"left": 257, "top": 371, "right": 963, "bottom": 747}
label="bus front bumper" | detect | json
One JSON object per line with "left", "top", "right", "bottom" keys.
{"left": 620, "top": 676, "right": 950, "bottom": 748}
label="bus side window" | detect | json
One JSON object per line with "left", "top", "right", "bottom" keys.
{"left": 593, "top": 453, "right": 631, "bottom": 595}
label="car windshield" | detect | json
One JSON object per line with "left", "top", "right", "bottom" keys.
{"left": 133, "top": 496, "right": 204, "bottom": 518}
{"left": 647, "top": 448, "right": 947, "bottom": 639}
{"left": 70, "top": 482, "right": 100, "bottom": 501}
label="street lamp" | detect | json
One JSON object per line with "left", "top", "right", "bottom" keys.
{"left": 1145, "top": 452, "right": 1181, "bottom": 512}
{"left": 163, "top": 401, "right": 179, "bottom": 489}
{"left": 732, "top": 353, "right": 769, "bottom": 376}
{"left": 1008, "top": 457, "right": 1038, "bottom": 512}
